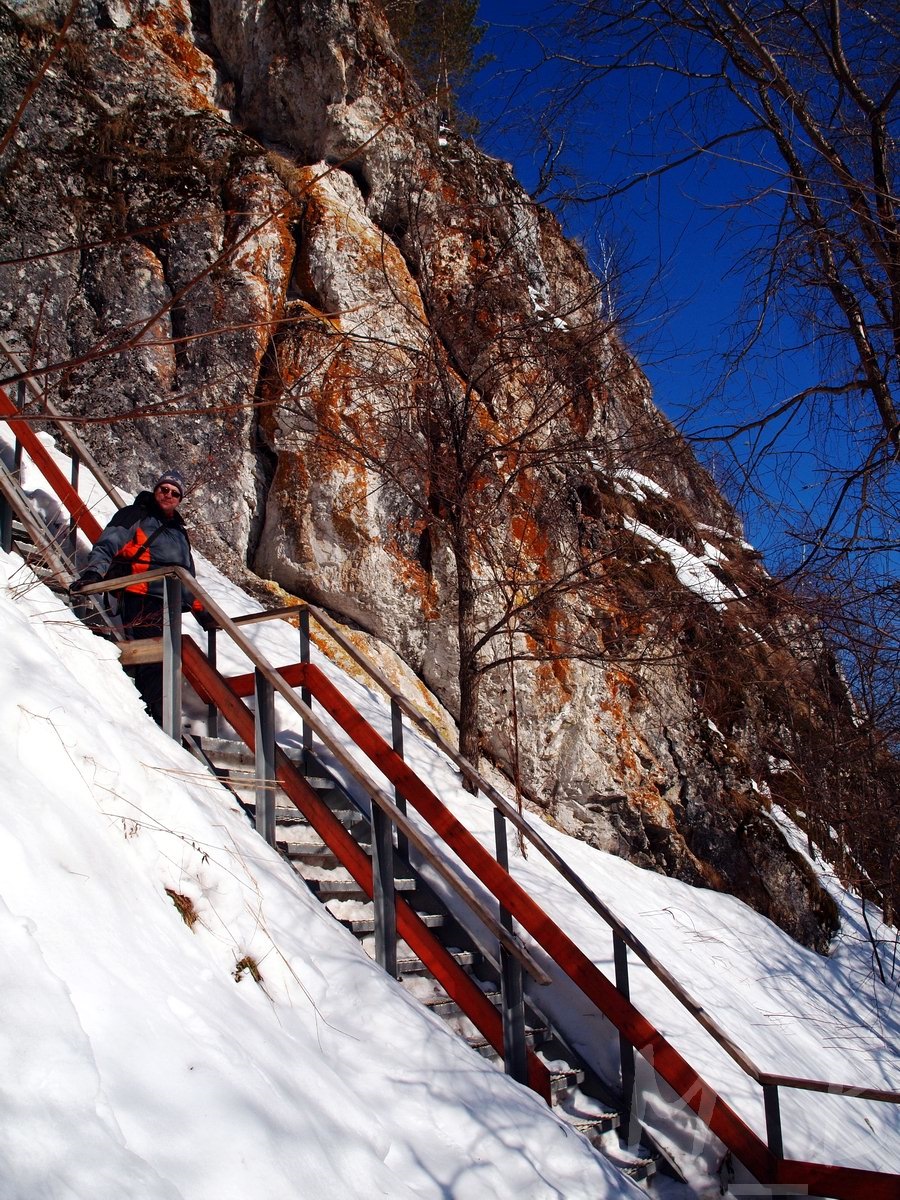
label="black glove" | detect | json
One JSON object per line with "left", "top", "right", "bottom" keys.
{"left": 69, "top": 570, "right": 102, "bottom": 595}
{"left": 193, "top": 607, "right": 217, "bottom": 632}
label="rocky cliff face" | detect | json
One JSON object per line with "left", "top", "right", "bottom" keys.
{"left": 3, "top": 0, "right": 877, "bottom": 950}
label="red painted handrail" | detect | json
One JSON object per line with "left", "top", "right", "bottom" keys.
{"left": 273, "top": 662, "right": 775, "bottom": 1178}
{"left": 0, "top": 387, "right": 103, "bottom": 544}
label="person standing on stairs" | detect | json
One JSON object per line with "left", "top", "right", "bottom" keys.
{"left": 69, "top": 468, "right": 214, "bottom": 724}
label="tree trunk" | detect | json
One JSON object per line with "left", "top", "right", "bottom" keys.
{"left": 454, "top": 531, "right": 481, "bottom": 787}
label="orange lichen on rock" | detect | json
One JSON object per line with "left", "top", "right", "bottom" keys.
{"left": 385, "top": 538, "right": 439, "bottom": 621}
{"left": 330, "top": 467, "right": 372, "bottom": 550}
{"left": 139, "top": 10, "right": 218, "bottom": 111}
{"left": 596, "top": 667, "right": 653, "bottom": 778}
{"left": 510, "top": 512, "right": 550, "bottom": 565}
{"left": 273, "top": 452, "right": 312, "bottom": 536}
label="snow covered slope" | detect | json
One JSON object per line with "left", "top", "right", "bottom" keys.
{"left": 1, "top": 433, "right": 898, "bottom": 1196}
{"left": 0, "top": 551, "right": 641, "bottom": 1200}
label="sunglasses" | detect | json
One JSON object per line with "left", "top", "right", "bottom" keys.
{"left": 156, "top": 485, "right": 182, "bottom": 499}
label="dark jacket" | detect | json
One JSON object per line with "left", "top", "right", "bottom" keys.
{"left": 84, "top": 491, "right": 197, "bottom": 602}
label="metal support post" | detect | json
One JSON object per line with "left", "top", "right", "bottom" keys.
{"left": 762, "top": 1083, "right": 788, "bottom": 1200}
{"left": 494, "top": 807, "right": 528, "bottom": 1085}
{"left": 391, "top": 698, "right": 408, "bottom": 858}
{"left": 613, "top": 933, "right": 639, "bottom": 1146}
{"left": 14, "top": 383, "right": 24, "bottom": 474}
{"left": 67, "top": 455, "right": 79, "bottom": 559}
{"left": 371, "top": 803, "right": 398, "bottom": 977}
{"left": 2, "top": 390, "right": 21, "bottom": 553}
{"left": 0, "top": 486, "right": 10, "bottom": 553}
{"left": 206, "top": 628, "right": 218, "bottom": 738}
{"left": 161, "top": 577, "right": 183, "bottom": 741}
{"left": 298, "top": 606, "right": 313, "bottom": 767}
{"left": 763, "top": 1082, "right": 784, "bottom": 1158}
{"left": 500, "top": 944, "right": 528, "bottom": 1085}
{"left": 254, "top": 670, "right": 276, "bottom": 846}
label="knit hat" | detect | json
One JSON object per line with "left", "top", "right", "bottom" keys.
{"left": 153, "top": 468, "right": 186, "bottom": 496}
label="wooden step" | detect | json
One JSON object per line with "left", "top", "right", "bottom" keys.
{"left": 423, "top": 990, "right": 502, "bottom": 1019}
{"left": 463, "top": 1026, "right": 545, "bottom": 1060}
{"left": 622, "top": 1156, "right": 656, "bottom": 1186}
{"left": 307, "top": 872, "right": 416, "bottom": 902}
{"left": 280, "top": 838, "right": 341, "bottom": 868}
{"left": 549, "top": 1066, "right": 585, "bottom": 1099}
{"left": 242, "top": 793, "right": 366, "bottom": 827}
{"left": 394, "top": 947, "right": 481, "bottom": 975}
{"left": 199, "top": 736, "right": 332, "bottom": 783}
{"left": 556, "top": 1089, "right": 622, "bottom": 1143}
{"left": 332, "top": 902, "right": 446, "bottom": 936}
{"left": 570, "top": 1113, "right": 621, "bottom": 1140}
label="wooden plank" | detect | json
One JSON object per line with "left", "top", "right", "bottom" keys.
{"left": 0, "top": 387, "right": 103, "bottom": 544}
{"left": 118, "top": 638, "right": 163, "bottom": 666}
{"left": 777, "top": 1158, "right": 900, "bottom": 1200}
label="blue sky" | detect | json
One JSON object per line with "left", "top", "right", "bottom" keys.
{"left": 467, "top": 1, "right": 821, "bottom": 553}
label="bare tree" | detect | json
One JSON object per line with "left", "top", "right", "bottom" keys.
{"left": 266, "top": 174, "right": 646, "bottom": 773}
{"left": 383, "top": 0, "right": 490, "bottom": 129}
{"left": 469, "top": 0, "right": 900, "bottom": 919}
{"left": 524, "top": 0, "right": 898, "bottom": 494}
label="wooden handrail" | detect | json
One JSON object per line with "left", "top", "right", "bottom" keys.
{"left": 757, "top": 1073, "right": 900, "bottom": 1103}
{"left": 0, "top": 386, "right": 104, "bottom": 545}
{"left": 0, "top": 341, "right": 126, "bottom": 510}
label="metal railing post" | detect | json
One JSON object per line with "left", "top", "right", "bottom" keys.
{"left": 763, "top": 1083, "right": 784, "bottom": 1157}
{"left": 298, "top": 606, "right": 313, "bottom": 765}
{"left": 254, "top": 669, "right": 276, "bottom": 846}
{"left": 391, "top": 698, "right": 408, "bottom": 858}
{"left": 1, "top": 387, "right": 21, "bottom": 553}
{"left": 162, "top": 576, "right": 183, "bottom": 740}
{"left": 613, "top": 933, "right": 639, "bottom": 1145}
{"left": 14, "top": 382, "right": 25, "bottom": 474}
{"left": 372, "top": 700, "right": 403, "bottom": 975}
{"left": 763, "top": 1082, "right": 788, "bottom": 1200}
{"left": 67, "top": 454, "right": 79, "bottom": 560}
{"left": 0, "top": 489, "right": 10, "bottom": 553}
{"left": 205, "top": 628, "right": 219, "bottom": 738}
{"left": 371, "top": 802, "right": 398, "bottom": 977}
{"left": 494, "top": 807, "right": 528, "bottom": 1085}
{"left": 0, "top": 468, "right": 11, "bottom": 552}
